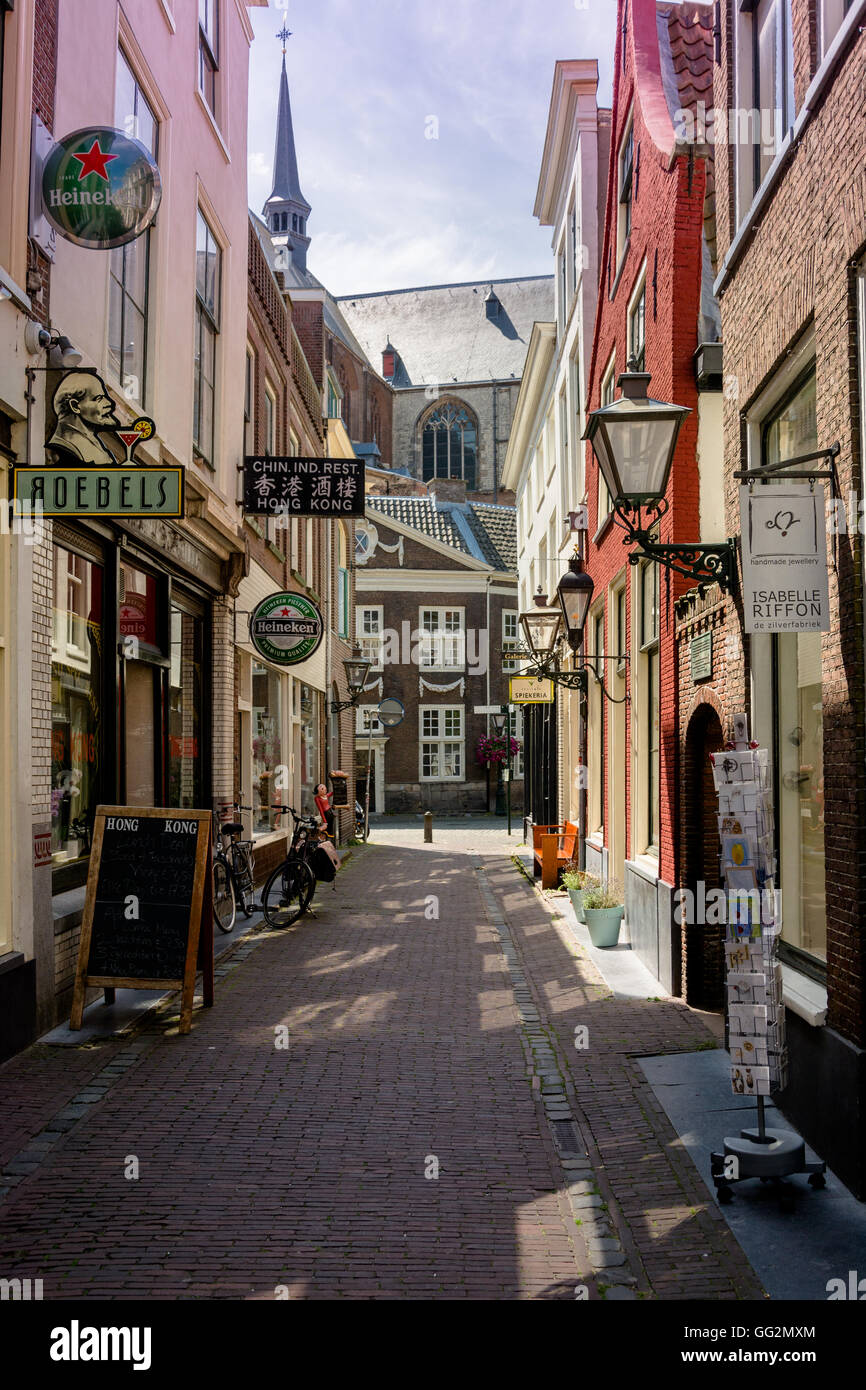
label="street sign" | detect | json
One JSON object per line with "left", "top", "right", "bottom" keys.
{"left": 739, "top": 483, "right": 830, "bottom": 633}
{"left": 509, "top": 676, "right": 554, "bottom": 704}
{"left": 377, "top": 697, "right": 405, "bottom": 728}
{"left": 41, "top": 127, "right": 162, "bottom": 249}
{"left": 474, "top": 705, "right": 507, "bottom": 715}
{"left": 248, "top": 591, "right": 324, "bottom": 666}
{"left": 243, "top": 455, "right": 365, "bottom": 517}
{"left": 69, "top": 807, "right": 213, "bottom": 1035}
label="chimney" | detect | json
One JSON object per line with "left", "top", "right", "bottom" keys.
{"left": 382, "top": 341, "right": 396, "bottom": 379}
{"left": 426, "top": 477, "right": 467, "bottom": 506}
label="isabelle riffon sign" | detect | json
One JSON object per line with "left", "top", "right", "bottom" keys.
{"left": 243, "top": 455, "right": 365, "bottom": 517}
{"left": 11, "top": 368, "right": 184, "bottom": 519}
{"left": 739, "top": 483, "right": 830, "bottom": 634}
{"left": 41, "top": 127, "right": 162, "bottom": 249}
{"left": 249, "top": 592, "right": 324, "bottom": 666}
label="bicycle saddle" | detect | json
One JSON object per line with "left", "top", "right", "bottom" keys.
{"left": 221, "top": 821, "right": 244, "bottom": 836}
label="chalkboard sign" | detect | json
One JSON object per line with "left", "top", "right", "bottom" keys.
{"left": 69, "top": 806, "right": 214, "bottom": 1035}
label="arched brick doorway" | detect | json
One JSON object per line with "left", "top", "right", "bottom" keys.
{"left": 683, "top": 702, "right": 725, "bottom": 1010}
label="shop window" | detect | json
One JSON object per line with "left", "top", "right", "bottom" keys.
{"left": 762, "top": 365, "right": 825, "bottom": 964}
{"left": 299, "top": 682, "right": 321, "bottom": 813}
{"left": 168, "top": 606, "right": 203, "bottom": 809}
{"left": 419, "top": 606, "right": 464, "bottom": 670}
{"left": 109, "top": 48, "right": 156, "bottom": 406}
{"left": 193, "top": 208, "right": 221, "bottom": 467}
{"left": 420, "top": 705, "right": 464, "bottom": 780}
{"left": 51, "top": 546, "right": 103, "bottom": 869}
{"left": 252, "top": 662, "right": 282, "bottom": 835}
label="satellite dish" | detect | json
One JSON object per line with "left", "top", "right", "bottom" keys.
{"left": 377, "top": 697, "right": 405, "bottom": 728}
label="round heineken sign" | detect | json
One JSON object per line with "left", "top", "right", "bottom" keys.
{"left": 42, "top": 127, "right": 162, "bottom": 249}
{"left": 249, "top": 592, "right": 324, "bottom": 666}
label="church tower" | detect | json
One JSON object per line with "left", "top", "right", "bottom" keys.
{"left": 263, "top": 23, "right": 312, "bottom": 271}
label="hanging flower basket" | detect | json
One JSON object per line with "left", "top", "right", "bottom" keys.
{"left": 475, "top": 734, "right": 520, "bottom": 766}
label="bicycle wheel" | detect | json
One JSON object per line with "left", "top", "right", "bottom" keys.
{"left": 231, "top": 843, "right": 256, "bottom": 917}
{"left": 261, "top": 857, "right": 315, "bottom": 930}
{"left": 213, "top": 858, "right": 236, "bottom": 933}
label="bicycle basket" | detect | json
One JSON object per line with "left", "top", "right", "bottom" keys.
{"left": 310, "top": 846, "right": 337, "bottom": 882}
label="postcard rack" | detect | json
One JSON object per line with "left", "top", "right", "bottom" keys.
{"left": 707, "top": 714, "right": 826, "bottom": 1212}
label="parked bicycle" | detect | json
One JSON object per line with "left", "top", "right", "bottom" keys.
{"left": 260, "top": 805, "right": 321, "bottom": 930}
{"left": 212, "top": 803, "right": 256, "bottom": 933}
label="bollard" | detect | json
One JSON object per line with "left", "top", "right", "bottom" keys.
{"left": 423, "top": 810, "right": 433, "bottom": 843}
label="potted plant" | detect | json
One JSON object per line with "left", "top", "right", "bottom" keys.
{"left": 582, "top": 881, "right": 625, "bottom": 948}
{"left": 561, "top": 861, "right": 600, "bottom": 924}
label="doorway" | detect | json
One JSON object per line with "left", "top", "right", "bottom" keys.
{"left": 683, "top": 702, "right": 725, "bottom": 1009}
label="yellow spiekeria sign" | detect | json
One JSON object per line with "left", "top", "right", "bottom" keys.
{"left": 509, "top": 676, "right": 554, "bottom": 704}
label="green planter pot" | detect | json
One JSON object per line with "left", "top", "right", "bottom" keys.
{"left": 567, "top": 887, "right": 586, "bottom": 923}
{"left": 583, "top": 905, "right": 624, "bottom": 949}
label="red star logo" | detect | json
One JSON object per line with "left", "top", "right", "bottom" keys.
{"left": 279, "top": 608, "right": 291, "bottom": 616}
{"left": 71, "top": 138, "right": 118, "bottom": 183}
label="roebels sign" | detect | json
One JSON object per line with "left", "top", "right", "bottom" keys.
{"left": 41, "top": 127, "right": 162, "bottom": 249}
{"left": 11, "top": 368, "right": 184, "bottom": 519}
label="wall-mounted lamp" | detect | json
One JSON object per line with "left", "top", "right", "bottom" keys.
{"left": 24, "top": 320, "right": 82, "bottom": 368}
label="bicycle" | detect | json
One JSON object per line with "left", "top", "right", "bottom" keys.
{"left": 260, "top": 806, "right": 320, "bottom": 930}
{"left": 212, "top": 803, "right": 257, "bottom": 934}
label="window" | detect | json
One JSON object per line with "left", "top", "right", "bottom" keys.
{"left": 168, "top": 603, "right": 203, "bottom": 809}
{"left": 337, "top": 523, "right": 350, "bottom": 640}
{"left": 629, "top": 279, "right": 646, "bottom": 371}
{"left": 419, "top": 607, "right": 464, "bottom": 670}
{"left": 737, "top": 0, "right": 795, "bottom": 209}
{"left": 420, "top": 706, "right": 464, "bottom": 780}
{"left": 304, "top": 517, "right": 314, "bottom": 586}
{"left": 639, "top": 559, "right": 659, "bottom": 853}
{"left": 198, "top": 0, "right": 219, "bottom": 117}
{"left": 589, "top": 608, "right": 605, "bottom": 836}
{"left": 357, "top": 704, "right": 382, "bottom": 736}
{"left": 502, "top": 609, "right": 520, "bottom": 672}
{"left": 298, "top": 683, "right": 321, "bottom": 814}
{"left": 193, "top": 209, "right": 220, "bottom": 467}
{"left": 818, "top": 0, "right": 853, "bottom": 57}
{"left": 251, "top": 662, "right": 282, "bottom": 835}
{"left": 357, "top": 605, "right": 383, "bottom": 671}
{"left": 51, "top": 546, "right": 103, "bottom": 870}
{"left": 109, "top": 50, "right": 156, "bottom": 405}
{"left": 597, "top": 354, "right": 615, "bottom": 527}
{"left": 616, "top": 113, "right": 634, "bottom": 266}
{"left": 761, "top": 364, "right": 825, "bottom": 965}
{"left": 615, "top": 585, "right": 627, "bottom": 671}
{"left": 569, "top": 199, "right": 579, "bottom": 295}
{"left": 421, "top": 402, "right": 477, "bottom": 490}
{"left": 264, "top": 382, "right": 276, "bottom": 455}
{"left": 244, "top": 348, "right": 254, "bottom": 455}
{"left": 558, "top": 247, "right": 567, "bottom": 328}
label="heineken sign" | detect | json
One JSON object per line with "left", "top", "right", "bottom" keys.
{"left": 41, "top": 127, "right": 162, "bottom": 249}
{"left": 249, "top": 592, "right": 324, "bottom": 666}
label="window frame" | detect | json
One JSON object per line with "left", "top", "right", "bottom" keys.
{"left": 193, "top": 207, "right": 221, "bottom": 469}
{"left": 109, "top": 46, "right": 158, "bottom": 409}
{"left": 356, "top": 604, "right": 384, "bottom": 672}
{"left": 616, "top": 111, "right": 634, "bottom": 268}
{"left": 419, "top": 704, "right": 465, "bottom": 782}
{"left": 418, "top": 605, "right": 465, "bottom": 672}
{"left": 596, "top": 351, "right": 616, "bottom": 529}
{"left": 198, "top": 0, "right": 219, "bottom": 119}
{"left": 502, "top": 609, "right": 520, "bottom": 673}
{"left": 638, "top": 558, "right": 660, "bottom": 856}
{"left": 420, "top": 400, "right": 478, "bottom": 490}
{"left": 628, "top": 267, "right": 647, "bottom": 372}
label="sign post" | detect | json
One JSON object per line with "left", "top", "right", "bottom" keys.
{"left": 69, "top": 807, "right": 213, "bottom": 1035}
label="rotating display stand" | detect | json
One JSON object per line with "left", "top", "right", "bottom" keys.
{"left": 707, "top": 714, "right": 826, "bottom": 1212}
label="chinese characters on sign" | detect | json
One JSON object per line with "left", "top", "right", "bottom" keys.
{"left": 243, "top": 456, "right": 365, "bottom": 518}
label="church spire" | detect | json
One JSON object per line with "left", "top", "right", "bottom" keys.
{"left": 263, "top": 20, "right": 311, "bottom": 270}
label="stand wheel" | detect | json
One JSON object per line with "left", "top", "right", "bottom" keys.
{"left": 778, "top": 1187, "right": 795, "bottom": 1213}
{"left": 717, "top": 1184, "right": 733, "bottom": 1205}
{"left": 809, "top": 1172, "right": 826, "bottom": 1190}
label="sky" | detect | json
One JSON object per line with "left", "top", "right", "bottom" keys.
{"left": 246, "top": 0, "right": 616, "bottom": 298}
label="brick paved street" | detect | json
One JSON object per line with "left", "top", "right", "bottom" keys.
{"left": 0, "top": 832, "right": 763, "bottom": 1301}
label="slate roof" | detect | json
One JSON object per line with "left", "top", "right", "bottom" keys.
{"left": 336, "top": 277, "right": 555, "bottom": 387}
{"left": 366, "top": 495, "right": 516, "bottom": 573}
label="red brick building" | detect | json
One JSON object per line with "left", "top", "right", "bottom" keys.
{"left": 582, "top": 0, "right": 724, "bottom": 994}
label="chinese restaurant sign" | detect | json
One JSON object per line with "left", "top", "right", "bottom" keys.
{"left": 41, "top": 127, "right": 162, "bottom": 249}
{"left": 249, "top": 591, "right": 324, "bottom": 666}
{"left": 11, "top": 368, "right": 184, "bottom": 519}
{"left": 243, "top": 456, "right": 365, "bottom": 517}
{"left": 739, "top": 483, "right": 830, "bottom": 634}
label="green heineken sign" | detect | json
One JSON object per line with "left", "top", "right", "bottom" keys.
{"left": 41, "top": 127, "right": 162, "bottom": 249}
{"left": 249, "top": 592, "right": 324, "bottom": 667}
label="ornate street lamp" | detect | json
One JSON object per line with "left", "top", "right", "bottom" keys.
{"left": 584, "top": 357, "right": 736, "bottom": 591}
{"left": 519, "top": 589, "right": 562, "bottom": 659}
{"left": 330, "top": 647, "right": 372, "bottom": 713}
{"left": 557, "top": 551, "right": 595, "bottom": 651}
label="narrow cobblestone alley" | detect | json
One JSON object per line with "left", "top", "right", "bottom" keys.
{"left": 0, "top": 832, "right": 762, "bottom": 1301}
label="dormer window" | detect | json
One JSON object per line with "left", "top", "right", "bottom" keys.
{"left": 484, "top": 286, "right": 501, "bottom": 320}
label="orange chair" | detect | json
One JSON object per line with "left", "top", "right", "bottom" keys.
{"left": 532, "top": 821, "right": 579, "bottom": 889}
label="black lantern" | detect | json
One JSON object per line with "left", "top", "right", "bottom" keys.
{"left": 331, "top": 648, "right": 372, "bottom": 712}
{"left": 557, "top": 551, "right": 595, "bottom": 650}
{"left": 584, "top": 357, "right": 690, "bottom": 505}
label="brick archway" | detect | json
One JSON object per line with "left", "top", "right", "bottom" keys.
{"left": 682, "top": 700, "right": 725, "bottom": 1010}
